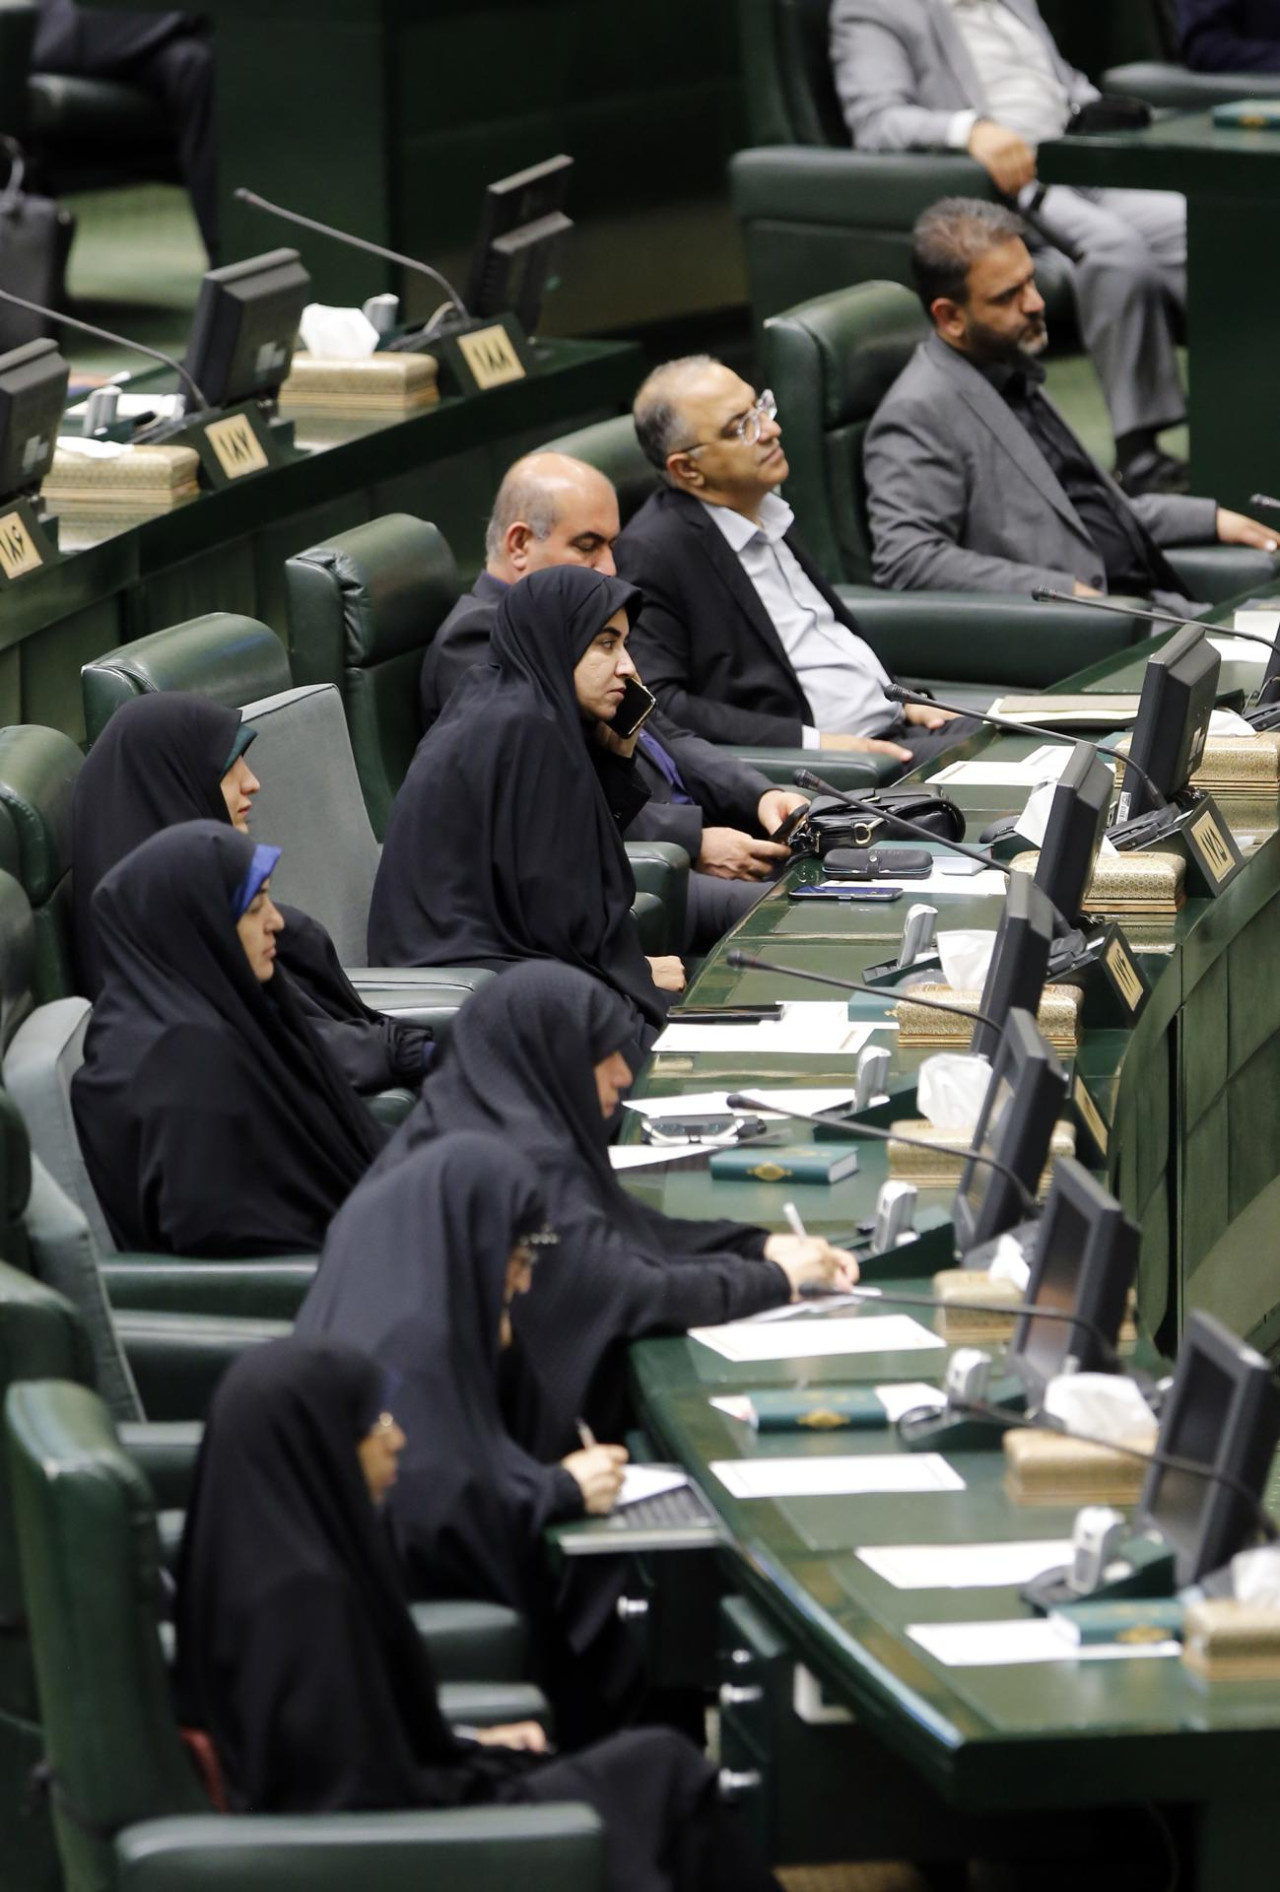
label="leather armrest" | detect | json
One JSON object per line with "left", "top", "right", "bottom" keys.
{"left": 625, "top": 841, "right": 690, "bottom": 955}
{"left": 839, "top": 586, "right": 1142, "bottom": 686}
{"left": 438, "top": 1681, "right": 550, "bottom": 1731}
{"left": 408, "top": 1600, "right": 529, "bottom": 1683}
{"left": 369, "top": 1087, "right": 415, "bottom": 1129}
{"left": 1103, "top": 61, "right": 1280, "bottom": 107}
{"left": 116, "top": 1310, "right": 291, "bottom": 1421}
{"left": 1163, "top": 545, "right": 1280, "bottom": 605}
{"left": 630, "top": 889, "right": 668, "bottom": 956}
{"left": 103, "top": 1257, "right": 316, "bottom": 1320}
{"left": 118, "top": 1419, "right": 202, "bottom": 1510}
{"left": 114, "top": 1806, "right": 607, "bottom": 1891}
{"left": 730, "top": 146, "right": 993, "bottom": 227}
{"left": 727, "top": 745, "right": 890, "bottom": 789}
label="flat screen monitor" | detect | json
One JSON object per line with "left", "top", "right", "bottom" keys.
{"left": 0, "top": 339, "right": 67, "bottom": 504}
{"left": 1137, "top": 1310, "right": 1280, "bottom": 1586}
{"left": 181, "top": 248, "right": 311, "bottom": 414}
{"left": 1257, "top": 631, "right": 1280, "bottom": 708}
{"left": 1033, "top": 742, "right": 1113, "bottom": 924}
{"left": 1008, "top": 1158, "right": 1138, "bottom": 1399}
{"left": 970, "top": 872, "right": 1055, "bottom": 1063}
{"left": 465, "top": 155, "right": 573, "bottom": 336}
{"left": 953, "top": 1008, "right": 1067, "bottom": 1256}
{"left": 1114, "top": 624, "right": 1219, "bottom": 825}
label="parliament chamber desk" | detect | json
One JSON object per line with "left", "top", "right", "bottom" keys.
{"left": 606, "top": 593, "right": 1280, "bottom": 1883}
{"left": 11, "top": 336, "right": 639, "bottom": 741}
{"left": 1038, "top": 111, "right": 1280, "bottom": 506}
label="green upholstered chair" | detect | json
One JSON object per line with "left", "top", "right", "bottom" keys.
{"left": 1096, "top": 0, "right": 1280, "bottom": 107}
{"left": 285, "top": 514, "right": 460, "bottom": 840}
{"left": 7, "top": 1378, "right": 604, "bottom": 1892}
{"left": 0, "top": 726, "right": 80, "bottom": 1003}
{"left": 80, "top": 614, "right": 293, "bottom": 748}
{"left": 763, "top": 282, "right": 1279, "bottom": 687}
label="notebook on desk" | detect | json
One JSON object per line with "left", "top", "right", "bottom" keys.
{"left": 989, "top": 694, "right": 1140, "bottom": 728}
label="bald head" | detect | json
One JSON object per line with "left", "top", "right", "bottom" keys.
{"left": 634, "top": 355, "right": 787, "bottom": 517}
{"left": 485, "top": 452, "right": 620, "bottom": 579}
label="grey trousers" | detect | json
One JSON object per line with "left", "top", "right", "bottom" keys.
{"left": 1030, "top": 186, "right": 1187, "bottom": 442}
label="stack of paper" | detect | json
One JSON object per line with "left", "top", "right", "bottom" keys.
{"left": 711, "top": 1453, "right": 964, "bottom": 1500}
{"left": 690, "top": 1315, "right": 945, "bottom": 1362}
{"left": 654, "top": 1004, "right": 876, "bottom": 1056}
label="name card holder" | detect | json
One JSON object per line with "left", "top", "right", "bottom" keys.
{"left": 1058, "top": 922, "right": 1152, "bottom": 1031}
{"left": 1111, "top": 791, "right": 1245, "bottom": 899}
{"left": 155, "top": 402, "right": 283, "bottom": 492}
{"left": 0, "top": 498, "right": 59, "bottom": 585}
{"left": 429, "top": 313, "right": 533, "bottom": 398}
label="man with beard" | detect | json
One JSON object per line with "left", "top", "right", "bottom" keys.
{"left": 863, "top": 198, "right": 1276, "bottom": 603}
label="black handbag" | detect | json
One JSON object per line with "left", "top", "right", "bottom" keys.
{"left": 0, "top": 137, "right": 75, "bottom": 355}
{"left": 789, "top": 787, "right": 966, "bottom": 859}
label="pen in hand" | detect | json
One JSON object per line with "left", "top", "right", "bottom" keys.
{"left": 782, "top": 1200, "right": 808, "bottom": 1241}
{"left": 576, "top": 1418, "right": 598, "bottom": 1451}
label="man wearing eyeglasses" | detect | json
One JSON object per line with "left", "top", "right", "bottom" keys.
{"left": 616, "top": 355, "right": 967, "bottom": 763}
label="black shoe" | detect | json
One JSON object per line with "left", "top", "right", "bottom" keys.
{"left": 1114, "top": 447, "right": 1191, "bottom": 498}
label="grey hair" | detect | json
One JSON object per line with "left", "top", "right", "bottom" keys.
{"left": 484, "top": 458, "right": 563, "bottom": 564}
{"left": 911, "top": 197, "right": 1026, "bottom": 315}
{"left": 633, "top": 355, "right": 716, "bottom": 479}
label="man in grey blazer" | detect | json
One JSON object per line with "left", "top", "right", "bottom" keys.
{"left": 829, "top": 0, "right": 1187, "bottom": 495}
{"left": 863, "top": 199, "right": 1277, "bottom": 599}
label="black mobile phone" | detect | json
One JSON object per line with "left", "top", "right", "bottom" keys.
{"left": 773, "top": 800, "right": 812, "bottom": 844}
{"left": 615, "top": 675, "right": 658, "bottom": 740}
{"left": 788, "top": 884, "right": 903, "bottom": 904}
{"left": 668, "top": 1003, "right": 785, "bottom": 1024}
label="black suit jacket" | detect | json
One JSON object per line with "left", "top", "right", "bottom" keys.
{"left": 615, "top": 485, "right": 886, "bottom": 747}
{"left": 419, "top": 573, "right": 773, "bottom": 857}
{"left": 1178, "top": 0, "right": 1280, "bottom": 71}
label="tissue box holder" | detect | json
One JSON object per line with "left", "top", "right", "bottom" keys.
{"left": 894, "top": 983, "right": 1083, "bottom": 1053}
{"left": 280, "top": 352, "right": 440, "bottom": 414}
{"left": 886, "top": 1118, "right": 1074, "bottom": 1193}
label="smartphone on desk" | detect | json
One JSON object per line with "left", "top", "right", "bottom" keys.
{"left": 789, "top": 884, "right": 903, "bottom": 904}
{"left": 668, "top": 1003, "right": 785, "bottom": 1023}
{"left": 614, "top": 675, "right": 657, "bottom": 739}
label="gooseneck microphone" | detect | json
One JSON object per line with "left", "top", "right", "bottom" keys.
{"left": 882, "top": 682, "right": 1168, "bottom": 811}
{"left": 1251, "top": 493, "right": 1280, "bottom": 513}
{"left": 842, "top": 1284, "right": 1120, "bottom": 1370}
{"left": 723, "top": 1090, "right": 1039, "bottom": 1219}
{"left": 0, "top": 287, "right": 209, "bottom": 414}
{"left": 236, "top": 188, "right": 468, "bottom": 324}
{"left": 723, "top": 946, "right": 1001, "bottom": 1033}
{"left": 1031, "top": 586, "right": 1280, "bottom": 653}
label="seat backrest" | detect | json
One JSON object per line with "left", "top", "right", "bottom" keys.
{"left": 80, "top": 613, "right": 292, "bottom": 747}
{"left": 285, "top": 514, "right": 460, "bottom": 839}
{"left": 764, "top": 281, "right": 930, "bottom": 586}
{"left": 0, "top": 870, "right": 37, "bottom": 1058}
{"left": 737, "top": 0, "right": 845, "bottom": 146}
{"left": 238, "top": 683, "right": 380, "bottom": 964}
{"left": 7, "top": 1380, "right": 207, "bottom": 1891}
{"left": 23, "top": 1155, "right": 141, "bottom": 1423}
{"left": 0, "top": 726, "right": 81, "bottom": 1003}
{"left": 538, "top": 416, "right": 661, "bottom": 529}
{"left": 3, "top": 996, "right": 116, "bottom": 1258}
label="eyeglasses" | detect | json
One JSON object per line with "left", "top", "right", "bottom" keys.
{"left": 679, "top": 388, "right": 777, "bottom": 455}
{"left": 369, "top": 1412, "right": 397, "bottom": 1436}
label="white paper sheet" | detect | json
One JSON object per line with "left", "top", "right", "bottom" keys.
{"left": 907, "top": 1618, "right": 1179, "bottom": 1668}
{"left": 615, "top": 1465, "right": 690, "bottom": 1508}
{"left": 873, "top": 1383, "right": 948, "bottom": 1422}
{"left": 711, "top": 1453, "right": 963, "bottom": 1500}
{"left": 654, "top": 1004, "right": 875, "bottom": 1056}
{"left": 689, "top": 1315, "right": 945, "bottom": 1363}
{"left": 64, "top": 392, "right": 183, "bottom": 420}
{"left": 608, "top": 1145, "right": 709, "bottom": 1171}
{"left": 1211, "top": 637, "right": 1270, "bottom": 667}
{"left": 858, "top": 1540, "right": 1073, "bottom": 1590}
{"left": 877, "top": 869, "right": 1008, "bottom": 898}
{"left": 626, "top": 1088, "right": 859, "bottom": 1121}
{"left": 930, "top": 761, "right": 1057, "bottom": 787}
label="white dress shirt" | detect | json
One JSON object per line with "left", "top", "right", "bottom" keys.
{"left": 942, "top": 0, "right": 1072, "bottom": 151}
{"left": 700, "top": 494, "right": 900, "bottom": 746}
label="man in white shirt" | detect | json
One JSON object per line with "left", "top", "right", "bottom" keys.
{"left": 829, "top": 0, "right": 1188, "bottom": 497}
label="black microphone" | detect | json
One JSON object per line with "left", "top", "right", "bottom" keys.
{"left": 841, "top": 1284, "right": 1121, "bottom": 1373}
{"left": 0, "top": 287, "right": 209, "bottom": 415}
{"left": 724, "top": 1090, "right": 1039, "bottom": 1219}
{"left": 881, "top": 682, "right": 1168, "bottom": 811}
{"left": 1251, "top": 493, "right": 1280, "bottom": 514}
{"left": 236, "top": 187, "right": 468, "bottom": 326}
{"left": 1032, "top": 586, "right": 1280, "bottom": 653}
{"left": 722, "top": 946, "right": 1001, "bottom": 1032}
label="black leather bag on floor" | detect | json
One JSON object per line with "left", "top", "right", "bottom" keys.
{"left": 0, "top": 137, "right": 75, "bottom": 354}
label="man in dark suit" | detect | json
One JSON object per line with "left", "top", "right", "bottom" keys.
{"left": 615, "top": 356, "right": 964, "bottom": 761}
{"left": 423, "top": 450, "right": 811, "bottom": 950}
{"left": 1178, "top": 0, "right": 1280, "bottom": 71}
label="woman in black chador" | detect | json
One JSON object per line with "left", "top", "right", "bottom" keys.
{"left": 173, "top": 1336, "right": 782, "bottom": 1892}
{"left": 376, "top": 960, "right": 858, "bottom": 1457}
{"left": 72, "top": 691, "right": 432, "bottom": 1092}
{"left": 367, "top": 564, "right": 683, "bottom": 1063}
{"left": 72, "top": 822, "right": 386, "bottom": 1256}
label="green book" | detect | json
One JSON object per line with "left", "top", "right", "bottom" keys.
{"left": 1049, "top": 1598, "right": 1185, "bottom": 1646}
{"left": 708, "top": 1143, "right": 859, "bottom": 1184}
{"left": 1213, "top": 99, "right": 1280, "bottom": 129}
{"left": 746, "top": 1388, "right": 893, "bottom": 1432}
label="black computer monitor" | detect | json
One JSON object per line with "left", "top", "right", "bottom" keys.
{"left": 465, "top": 155, "right": 573, "bottom": 336}
{"left": 1114, "top": 624, "right": 1220, "bottom": 825}
{"left": 1137, "top": 1310, "right": 1280, "bottom": 1587}
{"left": 1257, "top": 632, "right": 1280, "bottom": 708}
{"left": 181, "top": 248, "right": 311, "bottom": 415}
{"left": 953, "top": 1008, "right": 1067, "bottom": 1255}
{"left": 969, "top": 872, "right": 1055, "bottom": 1063}
{"left": 0, "top": 339, "right": 68, "bottom": 505}
{"left": 1008, "top": 1158, "right": 1138, "bottom": 1398}
{"left": 1033, "top": 742, "right": 1113, "bottom": 924}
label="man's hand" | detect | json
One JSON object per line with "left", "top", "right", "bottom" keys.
{"left": 1216, "top": 509, "right": 1280, "bottom": 554}
{"left": 818, "top": 732, "right": 914, "bottom": 762}
{"left": 594, "top": 719, "right": 640, "bottom": 759}
{"left": 968, "top": 120, "right": 1037, "bottom": 194}
{"left": 903, "top": 702, "right": 955, "bottom": 732}
{"left": 762, "top": 1234, "right": 861, "bottom": 1299}
{"left": 561, "top": 1443, "right": 628, "bottom": 1515}
{"left": 757, "top": 788, "right": 808, "bottom": 834}
{"left": 647, "top": 955, "right": 686, "bottom": 993}
{"left": 1072, "top": 580, "right": 1103, "bottom": 598}
{"left": 697, "top": 826, "right": 791, "bottom": 881}
{"left": 473, "top": 1722, "right": 550, "bottom": 1754}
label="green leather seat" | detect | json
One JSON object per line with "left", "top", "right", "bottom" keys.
{"left": 764, "top": 281, "right": 1278, "bottom": 687}
{"left": 0, "top": 725, "right": 81, "bottom": 1003}
{"left": 285, "top": 514, "right": 460, "bottom": 840}
{"left": 1098, "top": 1, "right": 1280, "bottom": 107}
{"left": 7, "top": 1378, "right": 605, "bottom": 1892}
{"left": 81, "top": 614, "right": 293, "bottom": 747}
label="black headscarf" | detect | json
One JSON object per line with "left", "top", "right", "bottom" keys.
{"left": 71, "top": 692, "right": 432, "bottom": 1090}
{"left": 71, "top": 822, "right": 387, "bottom": 1256}
{"left": 367, "top": 565, "right": 666, "bottom": 1059}
{"left": 377, "top": 962, "right": 786, "bottom": 1455}
{"left": 297, "top": 1133, "right": 582, "bottom": 1617}
{"left": 174, "top": 1336, "right": 460, "bottom": 1812}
